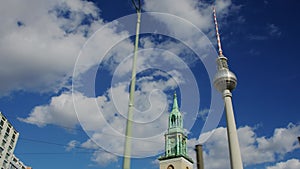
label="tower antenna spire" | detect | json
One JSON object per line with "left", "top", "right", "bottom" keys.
{"left": 213, "top": 7, "right": 223, "bottom": 56}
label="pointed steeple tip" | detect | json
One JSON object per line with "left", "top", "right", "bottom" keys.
{"left": 173, "top": 92, "right": 178, "bottom": 110}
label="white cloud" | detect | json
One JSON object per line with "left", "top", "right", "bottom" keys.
{"left": 143, "top": 0, "right": 234, "bottom": 31}
{"left": 143, "top": 0, "right": 238, "bottom": 47}
{"left": 144, "top": 0, "right": 211, "bottom": 30}
{"left": 200, "top": 127, "right": 230, "bottom": 169}
{"left": 80, "top": 138, "right": 120, "bottom": 166}
{"left": 187, "top": 123, "right": 300, "bottom": 169}
{"left": 66, "top": 140, "right": 79, "bottom": 151}
{"left": 267, "top": 159, "right": 300, "bottom": 169}
{"left": 197, "top": 108, "right": 211, "bottom": 121}
{"left": 267, "top": 23, "right": 281, "bottom": 37}
{"left": 0, "top": 0, "right": 133, "bottom": 96}
{"left": 91, "top": 150, "right": 118, "bottom": 166}
{"left": 19, "top": 92, "right": 79, "bottom": 128}
{"left": 257, "top": 123, "right": 300, "bottom": 156}
{"left": 0, "top": 0, "right": 95, "bottom": 95}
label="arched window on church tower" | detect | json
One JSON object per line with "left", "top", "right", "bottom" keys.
{"left": 167, "top": 165, "right": 174, "bottom": 169}
{"left": 171, "top": 115, "right": 176, "bottom": 127}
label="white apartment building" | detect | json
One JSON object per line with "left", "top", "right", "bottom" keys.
{"left": 0, "top": 112, "right": 19, "bottom": 169}
{"left": 0, "top": 112, "right": 30, "bottom": 169}
{"left": 10, "top": 155, "right": 31, "bottom": 169}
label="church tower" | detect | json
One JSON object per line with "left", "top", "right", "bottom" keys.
{"left": 159, "top": 93, "right": 193, "bottom": 169}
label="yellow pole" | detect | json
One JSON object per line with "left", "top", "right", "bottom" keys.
{"left": 123, "top": 11, "right": 141, "bottom": 169}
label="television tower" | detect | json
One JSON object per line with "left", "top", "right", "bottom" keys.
{"left": 212, "top": 7, "right": 244, "bottom": 169}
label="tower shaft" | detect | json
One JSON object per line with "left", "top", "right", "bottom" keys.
{"left": 223, "top": 90, "right": 243, "bottom": 169}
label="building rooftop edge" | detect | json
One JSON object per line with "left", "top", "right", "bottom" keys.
{"left": 158, "top": 154, "right": 194, "bottom": 164}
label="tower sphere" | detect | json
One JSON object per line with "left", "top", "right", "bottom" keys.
{"left": 213, "top": 68, "right": 237, "bottom": 92}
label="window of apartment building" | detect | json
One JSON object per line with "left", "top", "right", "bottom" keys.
{"left": 0, "top": 120, "right": 3, "bottom": 133}
{"left": 3, "top": 159, "right": 8, "bottom": 168}
{"left": 7, "top": 146, "right": 12, "bottom": 152}
{"left": 11, "top": 165, "right": 18, "bottom": 169}
{"left": 4, "top": 133, "right": 9, "bottom": 140}
{"left": 12, "top": 165, "right": 18, "bottom": 169}
{"left": 6, "top": 127, "right": 10, "bottom": 134}
{"left": 10, "top": 139, "right": 14, "bottom": 146}
{"left": 5, "top": 153, "right": 9, "bottom": 160}
{"left": 0, "top": 147, "right": 3, "bottom": 159}
{"left": 2, "top": 139, "right": 6, "bottom": 147}
{"left": 10, "top": 142, "right": 14, "bottom": 149}
{"left": 14, "top": 132, "right": 17, "bottom": 138}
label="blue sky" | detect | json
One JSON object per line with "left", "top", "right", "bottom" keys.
{"left": 0, "top": 0, "right": 300, "bottom": 169}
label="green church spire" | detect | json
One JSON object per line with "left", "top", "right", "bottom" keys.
{"left": 172, "top": 92, "right": 178, "bottom": 110}
{"left": 168, "top": 92, "right": 183, "bottom": 130}
{"left": 159, "top": 92, "right": 193, "bottom": 163}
